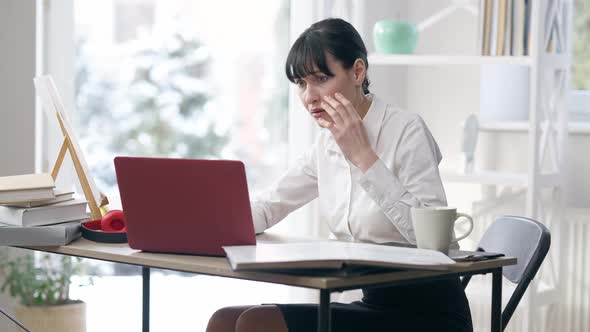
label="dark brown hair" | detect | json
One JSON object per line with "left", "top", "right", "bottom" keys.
{"left": 285, "top": 18, "right": 370, "bottom": 94}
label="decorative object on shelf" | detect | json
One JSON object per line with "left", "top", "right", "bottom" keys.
{"left": 461, "top": 114, "right": 479, "bottom": 173}
{"left": 479, "top": 63, "right": 529, "bottom": 122}
{"left": 373, "top": 20, "right": 418, "bottom": 54}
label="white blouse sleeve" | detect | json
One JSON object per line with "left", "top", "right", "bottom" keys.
{"left": 250, "top": 144, "right": 319, "bottom": 234}
{"left": 353, "top": 115, "right": 447, "bottom": 244}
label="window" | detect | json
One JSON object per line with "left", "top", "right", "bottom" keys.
{"left": 68, "top": 1, "right": 291, "bottom": 330}
{"left": 74, "top": 0, "right": 290, "bottom": 208}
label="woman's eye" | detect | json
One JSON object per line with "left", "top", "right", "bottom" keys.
{"left": 296, "top": 80, "right": 306, "bottom": 88}
{"left": 317, "top": 76, "right": 328, "bottom": 83}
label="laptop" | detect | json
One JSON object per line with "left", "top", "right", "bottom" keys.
{"left": 113, "top": 156, "right": 256, "bottom": 256}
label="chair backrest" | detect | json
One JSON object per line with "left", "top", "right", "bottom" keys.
{"left": 466, "top": 215, "right": 551, "bottom": 331}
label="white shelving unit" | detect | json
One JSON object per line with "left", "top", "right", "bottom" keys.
{"left": 339, "top": 0, "right": 572, "bottom": 331}
{"left": 440, "top": 169, "right": 562, "bottom": 188}
{"left": 369, "top": 54, "right": 533, "bottom": 66}
{"left": 478, "top": 120, "right": 590, "bottom": 134}
{"left": 366, "top": 2, "right": 572, "bottom": 203}
{"left": 440, "top": 170, "right": 529, "bottom": 186}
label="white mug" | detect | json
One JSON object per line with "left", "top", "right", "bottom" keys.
{"left": 410, "top": 207, "right": 474, "bottom": 254}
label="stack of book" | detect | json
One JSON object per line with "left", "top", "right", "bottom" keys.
{"left": 0, "top": 173, "right": 88, "bottom": 246}
{"left": 479, "top": 0, "right": 529, "bottom": 56}
{"left": 478, "top": 0, "right": 559, "bottom": 56}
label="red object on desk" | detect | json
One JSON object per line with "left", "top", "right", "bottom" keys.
{"left": 81, "top": 209, "right": 128, "bottom": 243}
{"left": 100, "top": 210, "right": 127, "bottom": 232}
{"left": 113, "top": 156, "right": 256, "bottom": 256}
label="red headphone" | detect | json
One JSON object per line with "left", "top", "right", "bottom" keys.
{"left": 100, "top": 209, "right": 127, "bottom": 232}
{"left": 81, "top": 209, "right": 128, "bottom": 243}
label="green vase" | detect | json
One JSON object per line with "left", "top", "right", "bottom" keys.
{"left": 373, "top": 20, "right": 418, "bottom": 54}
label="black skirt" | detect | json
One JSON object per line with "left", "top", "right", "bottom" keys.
{"left": 275, "top": 277, "right": 473, "bottom": 332}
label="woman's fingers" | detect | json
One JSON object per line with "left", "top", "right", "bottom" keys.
{"left": 322, "top": 95, "right": 350, "bottom": 125}
{"left": 333, "top": 92, "right": 360, "bottom": 120}
{"left": 317, "top": 118, "right": 333, "bottom": 129}
{"left": 321, "top": 99, "right": 344, "bottom": 128}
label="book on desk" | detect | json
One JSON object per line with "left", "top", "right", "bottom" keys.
{"left": 0, "top": 199, "right": 88, "bottom": 227}
{"left": 223, "top": 241, "right": 506, "bottom": 274}
{"left": 6, "top": 189, "right": 75, "bottom": 208}
{"left": 0, "top": 172, "right": 88, "bottom": 245}
{"left": 0, "top": 197, "right": 86, "bottom": 246}
{"left": 224, "top": 241, "right": 454, "bottom": 272}
{"left": 0, "top": 173, "right": 56, "bottom": 204}
{"left": 0, "top": 220, "right": 83, "bottom": 246}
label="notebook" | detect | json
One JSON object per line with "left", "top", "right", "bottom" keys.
{"left": 223, "top": 241, "right": 459, "bottom": 272}
{"left": 114, "top": 156, "right": 256, "bottom": 256}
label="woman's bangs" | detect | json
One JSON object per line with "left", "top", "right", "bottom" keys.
{"left": 286, "top": 35, "right": 332, "bottom": 82}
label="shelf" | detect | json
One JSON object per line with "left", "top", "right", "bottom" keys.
{"left": 368, "top": 54, "right": 533, "bottom": 66}
{"left": 441, "top": 170, "right": 564, "bottom": 187}
{"left": 540, "top": 53, "right": 571, "bottom": 68}
{"left": 479, "top": 122, "right": 590, "bottom": 134}
{"left": 441, "top": 170, "right": 528, "bottom": 186}
{"left": 478, "top": 121, "right": 529, "bottom": 132}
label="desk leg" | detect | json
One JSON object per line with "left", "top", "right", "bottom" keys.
{"left": 143, "top": 266, "right": 150, "bottom": 332}
{"left": 491, "top": 268, "right": 502, "bottom": 332}
{"left": 318, "top": 289, "right": 331, "bottom": 332}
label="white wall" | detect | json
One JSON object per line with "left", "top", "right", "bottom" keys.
{"left": 361, "top": 1, "right": 482, "bottom": 213}
{"left": 0, "top": 1, "right": 39, "bottom": 331}
{"left": 406, "top": 2, "right": 480, "bottom": 174}
{"left": 0, "top": 0, "right": 37, "bottom": 176}
{"left": 363, "top": 1, "right": 408, "bottom": 109}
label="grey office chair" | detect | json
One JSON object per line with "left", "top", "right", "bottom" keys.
{"left": 461, "top": 215, "right": 551, "bottom": 331}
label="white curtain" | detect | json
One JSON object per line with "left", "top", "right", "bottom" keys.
{"left": 276, "top": 0, "right": 368, "bottom": 240}
{"left": 278, "top": 0, "right": 368, "bottom": 304}
{"left": 39, "top": 0, "right": 78, "bottom": 195}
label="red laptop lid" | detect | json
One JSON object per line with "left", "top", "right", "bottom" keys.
{"left": 114, "top": 156, "right": 256, "bottom": 256}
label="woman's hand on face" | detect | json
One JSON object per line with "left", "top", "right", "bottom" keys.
{"left": 319, "top": 93, "right": 378, "bottom": 172}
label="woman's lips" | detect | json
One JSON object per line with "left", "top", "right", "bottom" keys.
{"left": 311, "top": 108, "right": 325, "bottom": 118}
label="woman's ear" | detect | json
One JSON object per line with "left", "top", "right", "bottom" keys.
{"left": 352, "top": 58, "right": 366, "bottom": 85}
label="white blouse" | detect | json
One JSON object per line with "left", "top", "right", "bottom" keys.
{"left": 250, "top": 95, "right": 447, "bottom": 245}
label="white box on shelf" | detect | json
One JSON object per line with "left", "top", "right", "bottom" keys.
{"left": 480, "top": 64, "right": 530, "bottom": 122}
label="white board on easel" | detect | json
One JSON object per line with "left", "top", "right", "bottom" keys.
{"left": 34, "top": 75, "right": 105, "bottom": 220}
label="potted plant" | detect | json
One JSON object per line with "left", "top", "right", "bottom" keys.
{"left": 0, "top": 251, "right": 89, "bottom": 332}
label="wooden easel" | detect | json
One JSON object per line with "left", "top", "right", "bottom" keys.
{"left": 36, "top": 75, "right": 109, "bottom": 221}
{"left": 50, "top": 111, "right": 107, "bottom": 221}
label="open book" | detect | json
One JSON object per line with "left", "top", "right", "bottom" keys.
{"left": 223, "top": 241, "right": 459, "bottom": 272}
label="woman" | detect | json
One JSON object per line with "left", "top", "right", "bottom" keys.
{"left": 206, "top": 18, "right": 473, "bottom": 332}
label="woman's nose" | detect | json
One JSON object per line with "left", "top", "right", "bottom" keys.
{"left": 303, "top": 86, "right": 320, "bottom": 105}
